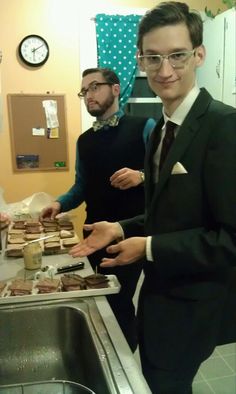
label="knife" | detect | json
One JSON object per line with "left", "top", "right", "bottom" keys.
{"left": 23, "top": 234, "right": 56, "bottom": 246}
{"left": 56, "top": 261, "right": 85, "bottom": 274}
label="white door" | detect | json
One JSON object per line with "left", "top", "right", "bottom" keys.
{"left": 223, "top": 8, "right": 236, "bottom": 107}
{"left": 197, "top": 13, "right": 225, "bottom": 101}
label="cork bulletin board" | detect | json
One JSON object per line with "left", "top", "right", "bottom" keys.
{"left": 7, "top": 94, "right": 69, "bottom": 172}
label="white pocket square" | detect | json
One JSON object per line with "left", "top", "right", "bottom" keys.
{"left": 171, "top": 162, "right": 188, "bottom": 175}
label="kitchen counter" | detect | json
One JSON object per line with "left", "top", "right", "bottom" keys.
{"left": 0, "top": 246, "right": 151, "bottom": 394}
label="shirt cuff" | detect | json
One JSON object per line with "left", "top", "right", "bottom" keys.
{"left": 146, "top": 236, "right": 154, "bottom": 261}
{"left": 116, "top": 222, "right": 125, "bottom": 241}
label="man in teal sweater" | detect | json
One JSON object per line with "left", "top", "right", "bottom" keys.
{"left": 41, "top": 67, "right": 156, "bottom": 351}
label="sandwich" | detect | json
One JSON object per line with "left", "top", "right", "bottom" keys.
{"left": 0, "top": 281, "right": 7, "bottom": 295}
{"left": 5, "top": 244, "right": 24, "bottom": 257}
{"left": 61, "top": 273, "right": 86, "bottom": 291}
{"left": 36, "top": 278, "right": 60, "bottom": 293}
{"left": 8, "top": 278, "right": 33, "bottom": 296}
{"left": 84, "top": 273, "right": 109, "bottom": 289}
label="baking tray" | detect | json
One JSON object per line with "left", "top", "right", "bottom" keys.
{"left": 0, "top": 275, "right": 120, "bottom": 304}
{"left": 5, "top": 222, "right": 79, "bottom": 257}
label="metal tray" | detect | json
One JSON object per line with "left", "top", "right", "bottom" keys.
{"left": 0, "top": 275, "right": 120, "bottom": 304}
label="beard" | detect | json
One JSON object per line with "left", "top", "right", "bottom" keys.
{"left": 87, "top": 93, "right": 115, "bottom": 117}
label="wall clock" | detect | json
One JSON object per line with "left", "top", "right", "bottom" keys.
{"left": 18, "top": 34, "right": 49, "bottom": 67}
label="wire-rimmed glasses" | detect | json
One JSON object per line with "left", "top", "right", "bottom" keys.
{"left": 78, "top": 82, "right": 113, "bottom": 98}
{"left": 138, "top": 49, "right": 196, "bottom": 71}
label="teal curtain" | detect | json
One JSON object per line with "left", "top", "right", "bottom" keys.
{"left": 95, "top": 14, "right": 142, "bottom": 108}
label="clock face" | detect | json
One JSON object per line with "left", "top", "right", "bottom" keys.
{"left": 18, "top": 35, "right": 49, "bottom": 67}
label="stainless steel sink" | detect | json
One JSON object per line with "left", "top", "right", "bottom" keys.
{"left": 0, "top": 298, "right": 134, "bottom": 394}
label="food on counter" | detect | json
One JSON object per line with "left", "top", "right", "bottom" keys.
{"left": 58, "top": 220, "right": 74, "bottom": 230}
{"left": 84, "top": 274, "right": 109, "bottom": 289}
{"left": 8, "top": 237, "right": 25, "bottom": 244}
{"left": 5, "top": 219, "right": 79, "bottom": 257}
{"left": 24, "top": 233, "right": 42, "bottom": 240}
{"left": 8, "top": 279, "right": 33, "bottom": 296}
{"left": 44, "top": 231, "right": 60, "bottom": 237}
{"left": 60, "top": 229, "right": 74, "bottom": 238}
{"left": 25, "top": 219, "right": 41, "bottom": 227}
{"left": 5, "top": 244, "right": 23, "bottom": 257}
{"left": 42, "top": 219, "right": 59, "bottom": 232}
{"left": 61, "top": 273, "right": 86, "bottom": 291}
{"left": 44, "top": 242, "right": 61, "bottom": 253}
{"left": 41, "top": 218, "right": 58, "bottom": 226}
{"left": 0, "top": 281, "right": 7, "bottom": 295}
{"left": 25, "top": 226, "right": 41, "bottom": 234}
{"left": 36, "top": 278, "right": 60, "bottom": 293}
{"left": 12, "top": 221, "right": 25, "bottom": 230}
{"left": 44, "top": 236, "right": 60, "bottom": 243}
{"left": 62, "top": 236, "right": 79, "bottom": 247}
{"left": 9, "top": 232, "right": 25, "bottom": 239}
{"left": 0, "top": 274, "right": 117, "bottom": 300}
{"left": 8, "top": 229, "right": 24, "bottom": 235}
{"left": 44, "top": 226, "right": 59, "bottom": 232}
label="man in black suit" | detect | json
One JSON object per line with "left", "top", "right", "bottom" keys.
{"left": 70, "top": 3, "right": 236, "bottom": 393}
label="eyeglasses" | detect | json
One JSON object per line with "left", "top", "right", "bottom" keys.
{"left": 138, "top": 49, "right": 196, "bottom": 71}
{"left": 78, "top": 82, "right": 113, "bottom": 98}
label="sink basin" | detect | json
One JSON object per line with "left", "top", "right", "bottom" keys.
{"left": 0, "top": 299, "right": 133, "bottom": 394}
{"left": 0, "top": 380, "right": 95, "bottom": 394}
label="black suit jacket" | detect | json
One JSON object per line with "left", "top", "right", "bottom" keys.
{"left": 121, "top": 88, "right": 236, "bottom": 370}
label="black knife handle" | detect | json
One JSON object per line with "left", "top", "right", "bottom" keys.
{"left": 57, "top": 261, "right": 85, "bottom": 274}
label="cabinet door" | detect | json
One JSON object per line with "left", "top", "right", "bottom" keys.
{"left": 197, "top": 14, "right": 225, "bottom": 101}
{"left": 223, "top": 9, "right": 236, "bottom": 107}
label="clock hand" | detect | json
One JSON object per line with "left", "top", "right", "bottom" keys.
{"left": 32, "top": 44, "right": 44, "bottom": 53}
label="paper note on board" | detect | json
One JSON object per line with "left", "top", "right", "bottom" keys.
{"left": 32, "top": 127, "right": 45, "bottom": 136}
{"left": 42, "top": 100, "right": 59, "bottom": 129}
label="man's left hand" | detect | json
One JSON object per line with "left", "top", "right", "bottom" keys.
{"left": 110, "top": 167, "right": 143, "bottom": 189}
{"left": 100, "top": 237, "right": 146, "bottom": 267}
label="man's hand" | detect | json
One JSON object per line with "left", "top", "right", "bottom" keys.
{"left": 40, "top": 201, "right": 61, "bottom": 221}
{"left": 110, "top": 167, "right": 143, "bottom": 190}
{"left": 0, "top": 212, "right": 10, "bottom": 229}
{"left": 100, "top": 237, "right": 146, "bottom": 267}
{"left": 69, "top": 221, "right": 121, "bottom": 258}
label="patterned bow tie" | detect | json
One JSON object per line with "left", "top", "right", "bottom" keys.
{"left": 92, "top": 115, "right": 119, "bottom": 131}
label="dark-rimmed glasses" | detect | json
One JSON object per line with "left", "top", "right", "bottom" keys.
{"left": 78, "top": 82, "right": 113, "bottom": 98}
{"left": 138, "top": 49, "right": 196, "bottom": 71}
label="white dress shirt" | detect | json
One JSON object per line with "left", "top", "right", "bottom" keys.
{"left": 146, "top": 84, "right": 200, "bottom": 262}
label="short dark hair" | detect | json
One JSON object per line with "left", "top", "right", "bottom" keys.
{"left": 82, "top": 67, "right": 120, "bottom": 85}
{"left": 137, "top": 1, "right": 203, "bottom": 54}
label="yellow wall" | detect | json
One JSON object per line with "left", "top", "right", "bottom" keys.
{"left": 0, "top": 0, "right": 226, "bottom": 237}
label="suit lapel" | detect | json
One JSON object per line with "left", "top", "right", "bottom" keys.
{"left": 146, "top": 89, "right": 213, "bottom": 217}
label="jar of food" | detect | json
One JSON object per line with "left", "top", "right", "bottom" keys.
{"left": 23, "top": 242, "right": 42, "bottom": 270}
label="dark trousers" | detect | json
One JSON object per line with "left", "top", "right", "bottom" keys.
{"left": 136, "top": 288, "right": 224, "bottom": 394}
{"left": 139, "top": 344, "right": 195, "bottom": 394}
{"left": 87, "top": 248, "right": 143, "bottom": 352}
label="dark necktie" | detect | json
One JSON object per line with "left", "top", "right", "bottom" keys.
{"left": 159, "top": 121, "right": 176, "bottom": 171}
{"left": 92, "top": 114, "right": 119, "bottom": 131}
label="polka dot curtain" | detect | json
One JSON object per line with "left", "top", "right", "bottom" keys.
{"left": 95, "top": 14, "right": 142, "bottom": 109}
